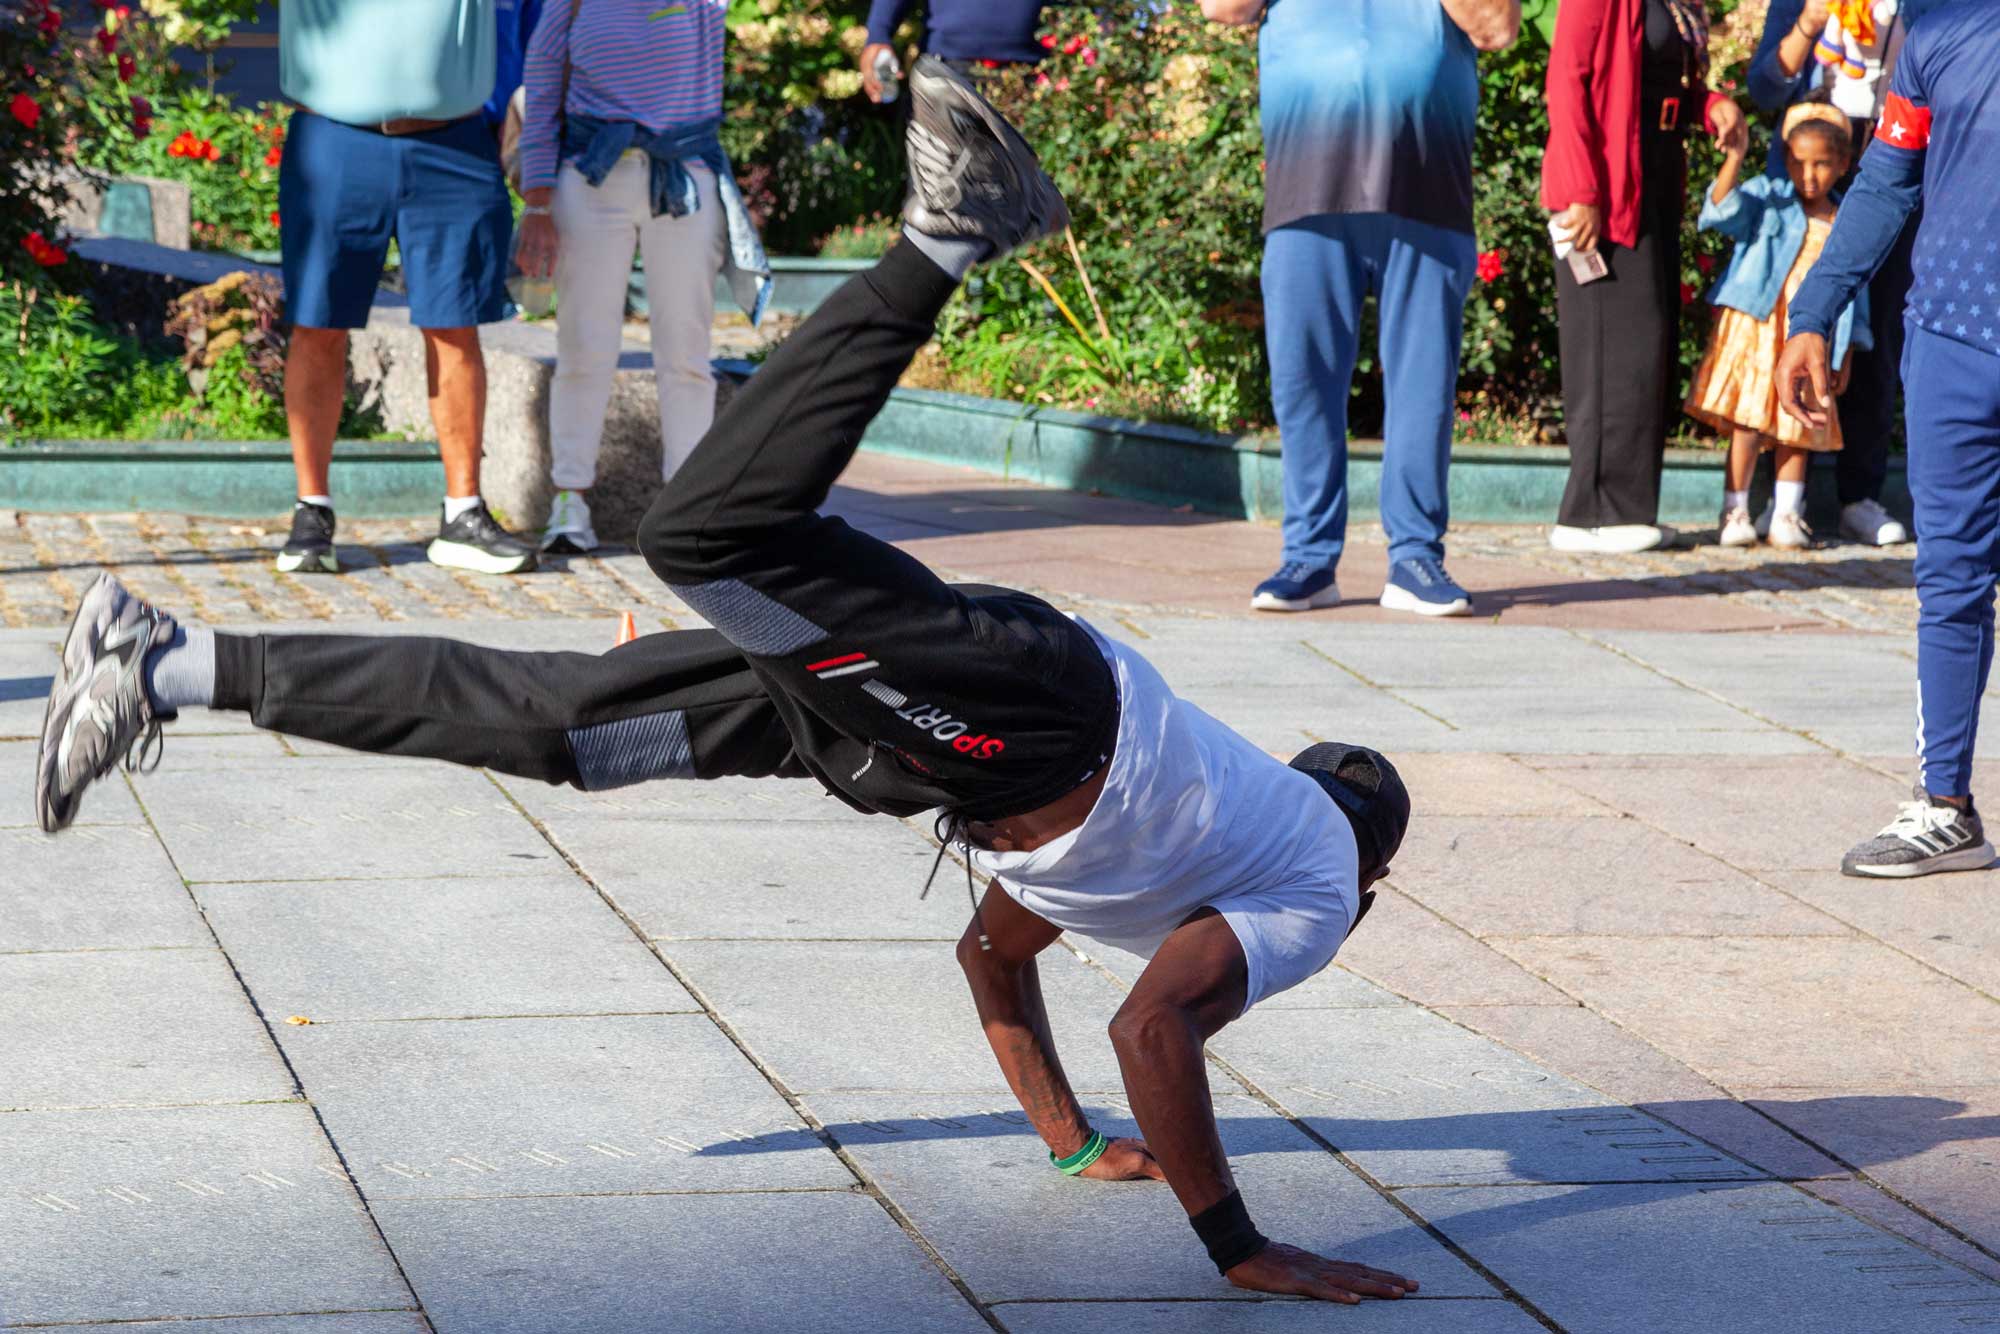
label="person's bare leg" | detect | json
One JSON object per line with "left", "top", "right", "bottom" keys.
{"left": 422, "top": 326, "right": 485, "bottom": 500}
{"left": 1774, "top": 445, "right": 1810, "bottom": 485}
{"left": 1725, "top": 427, "right": 1761, "bottom": 494}
{"left": 285, "top": 326, "right": 350, "bottom": 497}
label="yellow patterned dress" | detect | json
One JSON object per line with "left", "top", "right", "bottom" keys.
{"left": 1684, "top": 215, "right": 1844, "bottom": 452}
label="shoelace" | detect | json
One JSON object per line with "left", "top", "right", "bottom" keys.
{"left": 923, "top": 810, "right": 988, "bottom": 951}
{"left": 1405, "top": 557, "right": 1457, "bottom": 590}
{"left": 1271, "top": 561, "right": 1316, "bottom": 586}
{"left": 1883, "top": 798, "right": 1963, "bottom": 839}
{"left": 122, "top": 718, "right": 164, "bottom": 775}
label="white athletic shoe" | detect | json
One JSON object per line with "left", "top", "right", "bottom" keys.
{"left": 1840, "top": 498, "right": 1909, "bottom": 546}
{"left": 1768, "top": 510, "right": 1813, "bottom": 550}
{"left": 1548, "top": 524, "right": 1677, "bottom": 554}
{"left": 540, "top": 489, "right": 599, "bottom": 554}
{"left": 1718, "top": 505, "right": 1758, "bottom": 548}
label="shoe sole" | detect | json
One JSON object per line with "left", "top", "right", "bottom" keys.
{"left": 1842, "top": 841, "right": 1997, "bottom": 878}
{"left": 1251, "top": 586, "right": 1341, "bottom": 613}
{"left": 539, "top": 531, "right": 599, "bottom": 554}
{"left": 34, "top": 579, "right": 107, "bottom": 832}
{"left": 1718, "top": 529, "right": 1758, "bottom": 548}
{"left": 275, "top": 549, "right": 340, "bottom": 574}
{"left": 1548, "top": 530, "right": 1667, "bottom": 554}
{"left": 907, "top": 58, "right": 1068, "bottom": 251}
{"left": 1840, "top": 526, "right": 1910, "bottom": 546}
{"left": 1379, "top": 585, "right": 1472, "bottom": 617}
{"left": 428, "top": 539, "right": 538, "bottom": 575}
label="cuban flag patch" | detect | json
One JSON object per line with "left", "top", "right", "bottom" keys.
{"left": 1876, "top": 91, "right": 1933, "bottom": 149}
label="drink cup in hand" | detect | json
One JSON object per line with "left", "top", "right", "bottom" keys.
{"left": 874, "top": 48, "right": 902, "bottom": 103}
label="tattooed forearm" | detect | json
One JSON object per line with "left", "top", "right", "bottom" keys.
{"left": 971, "top": 956, "right": 1092, "bottom": 1156}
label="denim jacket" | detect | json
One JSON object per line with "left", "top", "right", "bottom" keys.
{"left": 1700, "top": 174, "right": 1871, "bottom": 365}
{"left": 562, "top": 114, "right": 772, "bottom": 326}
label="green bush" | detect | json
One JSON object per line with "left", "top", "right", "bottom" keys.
{"left": 0, "top": 283, "right": 185, "bottom": 440}
{"left": 77, "top": 87, "right": 287, "bottom": 254}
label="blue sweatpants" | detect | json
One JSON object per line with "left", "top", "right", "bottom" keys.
{"left": 1261, "top": 213, "right": 1476, "bottom": 569}
{"left": 1906, "top": 323, "right": 2000, "bottom": 796}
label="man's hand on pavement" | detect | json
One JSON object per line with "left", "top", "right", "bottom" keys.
{"left": 1077, "top": 1137, "right": 1168, "bottom": 1183}
{"left": 1777, "top": 331, "right": 1833, "bottom": 429}
{"left": 1226, "top": 1242, "right": 1420, "bottom": 1304}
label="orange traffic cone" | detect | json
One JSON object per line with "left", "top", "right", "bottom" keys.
{"left": 615, "top": 611, "right": 639, "bottom": 646}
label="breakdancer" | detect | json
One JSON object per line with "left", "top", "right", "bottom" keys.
{"left": 36, "top": 59, "right": 1415, "bottom": 1305}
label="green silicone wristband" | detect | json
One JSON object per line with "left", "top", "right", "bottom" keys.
{"left": 1050, "top": 1129, "right": 1109, "bottom": 1175}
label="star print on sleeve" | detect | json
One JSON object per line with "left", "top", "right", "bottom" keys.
{"left": 1875, "top": 91, "right": 1933, "bottom": 150}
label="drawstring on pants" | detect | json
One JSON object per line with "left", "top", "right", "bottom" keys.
{"left": 922, "top": 811, "right": 987, "bottom": 951}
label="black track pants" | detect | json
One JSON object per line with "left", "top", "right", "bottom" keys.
{"left": 215, "top": 243, "right": 1117, "bottom": 821}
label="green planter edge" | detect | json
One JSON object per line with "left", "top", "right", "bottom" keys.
{"left": 2, "top": 366, "right": 1907, "bottom": 525}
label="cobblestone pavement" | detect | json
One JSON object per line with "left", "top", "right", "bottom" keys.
{"left": 0, "top": 481, "right": 1920, "bottom": 634}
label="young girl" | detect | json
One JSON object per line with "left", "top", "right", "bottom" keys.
{"left": 1684, "top": 102, "right": 1869, "bottom": 549}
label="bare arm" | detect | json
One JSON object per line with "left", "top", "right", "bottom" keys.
{"left": 1710, "top": 142, "right": 1746, "bottom": 205}
{"left": 1441, "top": 0, "right": 1521, "bottom": 51}
{"left": 1776, "top": 0, "right": 1832, "bottom": 78}
{"left": 958, "top": 886, "right": 1162, "bottom": 1180}
{"left": 1199, "top": 0, "right": 1266, "bottom": 26}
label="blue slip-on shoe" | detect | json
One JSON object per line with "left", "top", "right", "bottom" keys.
{"left": 1251, "top": 562, "right": 1340, "bottom": 613}
{"left": 1379, "top": 555, "right": 1473, "bottom": 617}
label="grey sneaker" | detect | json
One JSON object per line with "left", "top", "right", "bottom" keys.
{"left": 903, "top": 55, "right": 1068, "bottom": 261}
{"left": 428, "top": 501, "right": 538, "bottom": 575}
{"left": 35, "top": 573, "right": 175, "bottom": 833}
{"left": 1841, "top": 788, "right": 1996, "bottom": 878}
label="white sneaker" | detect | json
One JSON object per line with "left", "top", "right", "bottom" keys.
{"left": 1840, "top": 497, "right": 1909, "bottom": 546}
{"left": 1718, "top": 505, "right": 1758, "bottom": 547}
{"left": 1768, "top": 510, "right": 1813, "bottom": 549}
{"left": 540, "top": 489, "right": 599, "bottom": 553}
{"left": 1548, "top": 524, "right": 1677, "bottom": 554}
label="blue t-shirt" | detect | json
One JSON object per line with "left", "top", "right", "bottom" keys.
{"left": 1257, "top": 0, "right": 1479, "bottom": 235}
{"left": 1791, "top": 0, "right": 2000, "bottom": 359}
{"left": 279, "top": 0, "right": 496, "bottom": 124}
{"left": 483, "top": 0, "right": 544, "bottom": 129}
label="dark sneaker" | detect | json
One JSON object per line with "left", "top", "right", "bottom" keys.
{"left": 427, "top": 501, "right": 538, "bottom": 575}
{"left": 275, "top": 500, "right": 339, "bottom": 574}
{"left": 904, "top": 55, "right": 1068, "bottom": 261}
{"left": 35, "top": 573, "right": 175, "bottom": 833}
{"left": 1841, "top": 788, "right": 1996, "bottom": 878}
{"left": 1380, "top": 555, "right": 1473, "bottom": 617}
{"left": 1251, "top": 562, "right": 1340, "bottom": 613}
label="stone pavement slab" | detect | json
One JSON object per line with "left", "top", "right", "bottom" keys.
{"left": 807, "top": 1092, "right": 1499, "bottom": 1301}
{"left": 276, "top": 1014, "right": 845, "bottom": 1199}
{"left": 1212, "top": 1006, "right": 1765, "bottom": 1186}
{"left": 0, "top": 739, "right": 141, "bottom": 825}
{"left": 548, "top": 817, "right": 963, "bottom": 941}
{"left": 0, "top": 1103, "right": 410, "bottom": 1325}
{"left": 0, "top": 947, "right": 292, "bottom": 1110}
{"left": 1414, "top": 1181, "right": 2000, "bottom": 1334}
{"left": 1167, "top": 681, "right": 1459, "bottom": 755}
{"left": 994, "top": 1298, "right": 1547, "bottom": 1333}
{"left": 1331, "top": 886, "right": 1576, "bottom": 1009}
{"left": 1803, "top": 1177, "right": 2000, "bottom": 1285}
{"left": 1745, "top": 1088, "right": 2000, "bottom": 1257}
{"left": 1380, "top": 752, "right": 1618, "bottom": 818}
{"left": 372, "top": 1191, "right": 990, "bottom": 1334}
{"left": 139, "top": 759, "right": 562, "bottom": 884}
{"left": 45, "top": 1317, "right": 428, "bottom": 1334}
{"left": 1391, "top": 815, "right": 1848, "bottom": 938}
{"left": 497, "top": 771, "right": 860, "bottom": 827}
{"left": 2, "top": 822, "right": 208, "bottom": 953}
{"left": 0, "top": 638, "right": 57, "bottom": 740}
{"left": 1071, "top": 938, "right": 1408, "bottom": 1011}
{"left": 1298, "top": 624, "right": 1666, "bottom": 691}
{"left": 661, "top": 940, "right": 1142, "bottom": 1094}
{"left": 1759, "top": 868, "right": 2000, "bottom": 997}
{"left": 1494, "top": 935, "right": 2000, "bottom": 1089}
{"left": 192, "top": 876, "right": 697, "bottom": 1022}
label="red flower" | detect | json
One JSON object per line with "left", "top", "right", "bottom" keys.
{"left": 264, "top": 144, "right": 281, "bottom": 167}
{"left": 1062, "top": 34, "right": 1085, "bottom": 54}
{"left": 1695, "top": 253, "right": 1715, "bottom": 275}
{"left": 22, "top": 233, "right": 67, "bottom": 267}
{"left": 1080, "top": 45, "right": 1096, "bottom": 66}
{"left": 1679, "top": 281, "right": 1696, "bottom": 306}
{"left": 116, "top": 52, "right": 134, "bottom": 82}
{"left": 200, "top": 138, "right": 219, "bottom": 161}
{"left": 1039, "top": 33, "right": 1056, "bottom": 49}
{"left": 167, "top": 129, "right": 194, "bottom": 156}
{"left": 270, "top": 210, "right": 280, "bottom": 226}
{"left": 10, "top": 92, "right": 40, "bottom": 129}
{"left": 37, "top": 8, "right": 60, "bottom": 36}
{"left": 129, "top": 93, "right": 149, "bottom": 118}
{"left": 132, "top": 115, "right": 150, "bottom": 138}
{"left": 95, "top": 26, "right": 117, "bottom": 53}
{"left": 1475, "top": 249, "right": 1505, "bottom": 283}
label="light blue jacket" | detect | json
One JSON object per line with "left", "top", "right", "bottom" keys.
{"left": 1699, "top": 174, "right": 1871, "bottom": 365}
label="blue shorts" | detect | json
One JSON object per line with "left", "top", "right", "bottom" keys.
{"left": 278, "top": 112, "right": 511, "bottom": 330}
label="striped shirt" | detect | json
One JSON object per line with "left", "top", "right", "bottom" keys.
{"left": 519, "top": 0, "right": 726, "bottom": 192}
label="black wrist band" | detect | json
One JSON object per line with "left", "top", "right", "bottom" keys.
{"left": 1190, "top": 1189, "right": 1270, "bottom": 1274}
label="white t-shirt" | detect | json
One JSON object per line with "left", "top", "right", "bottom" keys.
{"left": 969, "top": 620, "right": 1361, "bottom": 1010}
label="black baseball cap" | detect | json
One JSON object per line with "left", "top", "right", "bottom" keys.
{"left": 1289, "top": 742, "right": 1410, "bottom": 880}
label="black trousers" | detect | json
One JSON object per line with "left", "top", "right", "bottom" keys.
{"left": 214, "top": 243, "right": 1117, "bottom": 822}
{"left": 1833, "top": 210, "right": 1919, "bottom": 507}
{"left": 1554, "top": 132, "right": 1687, "bottom": 529}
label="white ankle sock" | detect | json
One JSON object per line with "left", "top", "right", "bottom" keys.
{"left": 297, "top": 495, "right": 332, "bottom": 510}
{"left": 902, "top": 226, "right": 991, "bottom": 281}
{"left": 143, "top": 626, "right": 216, "bottom": 715}
{"left": 1723, "top": 489, "right": 1748, "bottom": 513}
{"left": 1774, "top": 480, "right": 1807, "bottom": 516}
{"left": 443, "top": 494, "right": 483, "bottom": 523}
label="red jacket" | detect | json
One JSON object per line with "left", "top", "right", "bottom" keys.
{"left": 1541, "top": 0, "right": 1730, "bottom": 249}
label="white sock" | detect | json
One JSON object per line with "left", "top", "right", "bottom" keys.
{"left": 1723, "top": 489, "right": 1748, "bottom": 513}
{"left": 1774, "top": 480, "right": 1807, "bottom": 517}
{"left": 443, "top": 494, "right": 483, "bottom": 523}
{"left": 297, "top": 495, "right": 332, "bottom": 510}
{"left": 902, "top": 226, "right": 991, "bottom": 281}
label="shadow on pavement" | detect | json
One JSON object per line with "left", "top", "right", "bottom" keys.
{"left": 0, "top": 674, "right": 53, "bottom": 702}
{"left": 1474, "top": 555, "right": 1914, "bottom": 614}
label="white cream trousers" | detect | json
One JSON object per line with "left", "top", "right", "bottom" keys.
{"left": 550, "top": 152, "right": 726, "bottom": 490}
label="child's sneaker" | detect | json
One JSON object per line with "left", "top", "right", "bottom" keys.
{"left": 1718, "top": 505, "right": 1758, "bottom": 548}
{"left": 1768, "top": 510, "right": 1813, "bottom": 550}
